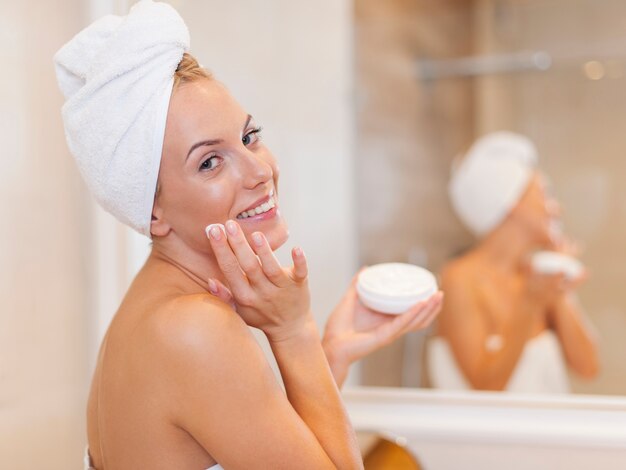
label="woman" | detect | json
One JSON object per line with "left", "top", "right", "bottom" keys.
{"left": 54, "top": 2, "right": 442, "bottom": 469}
{"left": 427, "top": 132, "right": 599, "bottom": 393}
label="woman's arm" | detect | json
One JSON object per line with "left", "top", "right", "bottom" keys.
{"left": 158, "top": 297, "right": 360, "bottom": 469}
{"left": 210, "top": 270, "right": 444, "bottom": 389}
{"left": 270, "top": 320, "right": 361, "bottom": 466}
{"left": 548, "top": 293, "right": 600, "bottom": 378}
{"left": 201, "top": 221, "right": 362, "bottom": 468}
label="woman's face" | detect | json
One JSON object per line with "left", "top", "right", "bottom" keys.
{"left": 153, "top": 78, "right": 288, "bottom": 252}
{"left": 511, "top": 172, "right": 562, "bottom": 246}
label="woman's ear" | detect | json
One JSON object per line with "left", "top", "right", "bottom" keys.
{"left": 150, "top": 197, "right": 171, "bottom": 237}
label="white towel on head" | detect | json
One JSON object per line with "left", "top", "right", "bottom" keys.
{"left": 54, "top": 0, "right": 190, "bottom": 236}
{"left": 449, "top": 131, "right": 539, "bottom": 237}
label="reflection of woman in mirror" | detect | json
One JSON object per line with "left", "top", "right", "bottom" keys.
{"left": 55, "top": 2, "right": 442, "bottom": 468}
{"left": 427, "top": 132, "right": 599, "bottom": 393}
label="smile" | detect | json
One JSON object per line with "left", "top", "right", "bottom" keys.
{"left": 236, "top": 191, "right": 277, "bottom": 219}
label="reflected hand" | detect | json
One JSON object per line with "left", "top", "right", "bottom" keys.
{"left": 554, "top": 234, "right": 584, "bottom": 258}
{"left": 322, "top": 271, "right": 443, "bottom": 387}
{"left": 524, "top": 268, "right": 588, "bottom": 312}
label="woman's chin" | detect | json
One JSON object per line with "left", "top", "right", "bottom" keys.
{"left": 267, "top": 225, "right": 289, "bottom": 251}
{"left": 240, "top": 221, "right": 289, "bottom": 252}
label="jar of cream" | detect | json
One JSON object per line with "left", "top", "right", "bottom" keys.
{"left": 356, "top": 263, "right": 438, "bottom": 315}
{"left": 531, "top": 251, "right": 584, "bottom": 280}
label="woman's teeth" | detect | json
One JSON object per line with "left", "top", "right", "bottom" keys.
{"left": 236, "top": 197, "right": 276, "bottom": 219}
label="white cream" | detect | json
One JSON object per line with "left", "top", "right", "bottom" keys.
{"left": 356, "top": 263, "right": 438, "bottom": 315}
{"left": 531, "top": 251, "right": 584, "bottom": 280}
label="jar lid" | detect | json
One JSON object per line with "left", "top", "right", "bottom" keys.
{"left": 531, "top": 251, "right": 584, "bottom": 280}
{"left": 357, "top": 263, "right": 437, "bottom": 301}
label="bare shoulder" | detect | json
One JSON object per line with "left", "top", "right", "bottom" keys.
{"left": 437, "top": 256, "right": 483, "bottom": 335}
{"left": 144, "top": 293, "right": 253, "bottom": 360}
{"left": 439, "top": 255, "right": 476, "bottom": 290}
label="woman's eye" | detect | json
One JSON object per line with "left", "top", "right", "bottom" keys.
{"left": 242, "top": 127, "right": 263, "bottom": 146}
{"left": 199, "top": 155, "right": 221, "bottom": 171}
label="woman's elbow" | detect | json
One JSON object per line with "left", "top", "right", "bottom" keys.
{"left": 573, "top": 359, "right": 600, "bottom": 380}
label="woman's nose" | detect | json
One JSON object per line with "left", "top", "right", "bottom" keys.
{"left": 546, "top": 199, "right": 561, "bottom": 218}
{"left": 240, "top": 148, "right": 273, "bottom": 189}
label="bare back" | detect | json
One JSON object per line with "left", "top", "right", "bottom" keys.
{"left": 87, "top": 256, "right": 221, "bottom": 469}
{"left": 434, "top": 253, "right": 549, "bottom": 390}
{"left": 437, "top": 255, "right": 548, "bottom": 340}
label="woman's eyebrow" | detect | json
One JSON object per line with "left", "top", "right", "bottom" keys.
{"left": 185, "top": 115, "right": 254, "bottom": 162}
{"left": 186, "top": 138, "right": 223, "bottom": 161}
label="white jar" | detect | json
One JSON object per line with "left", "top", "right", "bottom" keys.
{"left": 531, "top": 251, "right": 584, "bottom": 280}
{"left": 356, "top": 263, "right": 438, "bottom": 315}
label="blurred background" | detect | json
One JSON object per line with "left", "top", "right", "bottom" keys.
{"left": 1, "top": 0, "right": 625, "bottom": 468}
{"left": 355, "top": 0, "right": 626, "bottom": 396}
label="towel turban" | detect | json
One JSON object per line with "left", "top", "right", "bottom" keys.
{"left": 54, "top": 0, "right": 190, "bottom": 236}
{"left": 449, "top": 131, "right": 539, "bottom": 237}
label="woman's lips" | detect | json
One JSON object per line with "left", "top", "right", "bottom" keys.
{"left": 236, "top": 190, "right": 277, "bottom": 220}
{"left": 238, "top": 205, "right": 278, "bottom": 222}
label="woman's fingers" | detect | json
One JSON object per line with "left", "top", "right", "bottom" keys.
{"left": 205, "top": 224, "right": 250, "bottom": 296}
{"left": 291, "top": 247, "right": 308, "bottom": 282}
{"left": 404, "top": 292, "right": 443, "bottom": 332}
{"left": 570, "top": 269, "right": 589, "bottom": 289}
{"left": 379, "top": 292, "right": 444, "bottom": 343}
{"left": 224, "top": 220, "right": 268, "bottom": 286}
{"left": 207, "top": 221, "right": 303, "bottom": 292}
{"left": 207, "top": 278, "right": 236, "bottom": 309}
{"left": 250, "top": 231, "right": 290, "bottom": 286}
{"left": 373, "top": 300, "right": 429, "bottom": 345}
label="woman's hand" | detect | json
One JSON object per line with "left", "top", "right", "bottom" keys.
{"left": 523, "top": 266, "right": 588, "bottom": 313}
{"left": 205, "top": 220, "right": 312, "bottom": 342}
{"left": 321, "top": 272, "right": 444, "bottom": 387}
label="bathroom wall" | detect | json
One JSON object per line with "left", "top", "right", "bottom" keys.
{"left": 0, "top": 0, "right": 92, "bottom": 468}
{"left": 355, "top": 0, "right": 476, "bottom": 387}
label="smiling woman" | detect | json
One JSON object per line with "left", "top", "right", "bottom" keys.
{"left": 52, "top": 1, "right": 443, "bottom": 469}
{"left": 152, "top": 75, "right": 290, "bottom": 254}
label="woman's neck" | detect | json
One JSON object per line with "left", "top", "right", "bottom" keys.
{"left": 472, "top": 221, "right": 536, "bottom": 274}
{"left": 148, "top": 236, "right": 227, "bottom": 293}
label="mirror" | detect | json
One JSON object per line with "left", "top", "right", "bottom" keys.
{"left": 355, "top": 0, "right": 626, "bottom": 396}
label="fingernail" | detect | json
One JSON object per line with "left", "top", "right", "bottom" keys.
{"left": 208, "top": 279, "right": 218, "bottom": 294}
{"left": 294, "top": 247, "right": 303, "bottom": 257}
{"left": 252, "top": 232, "right": 264, "bottom": 247}
{"left": 206, "top": 224, "right": 223, "bottom": 241}
{"left": 225, "top": 219, "right": 238, "bottom": 236}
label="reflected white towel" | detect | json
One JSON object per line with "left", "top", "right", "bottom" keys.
{"left": 449, "top": 131, "right": 538, "bottom": 237}
{"left": 54, "top": 0, "right": 190, "bottom": 236}
{"left": 427, "top": 331, "right": 570, "bottom": 394}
